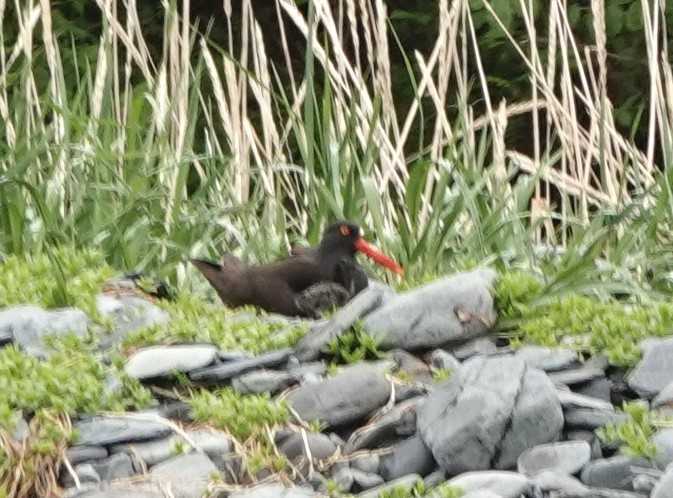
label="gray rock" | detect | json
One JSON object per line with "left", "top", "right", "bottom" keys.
{"left": 11, "top": 414, "right": 29, "bottom": 440}
{"left": 452, "top": 337, "right": 498, "bottom": 360}
{"left": 229, "top": 484, "right": 318, "bottom": 497}
{"left": 423, "top": 469, "right": 447, "bottom": 489}
{"left": 73, "top": 416, "right": 173, "bottom": 446}
{"left": 447, "top": 471, "right": 532, "bottom": 498}
{"left": 97, "top": 294, "right": 170, "bottom": 348}
{"left": 232, "top": 369, "right": 296, "bottom": 394}
{"left": 217, "top": 350, "right": 254, "bottom": 361}
{"left": 628, "top": 337, "right": 673, "bottom": 398}
{"left": 652, "top": 380, "right": 673, "bottom": 409}
{"left": 517, "top": 441, "right": 591, "bottom": 476}
{"left": 653, "top": 428, "right": 673, "bottom": 470}
{"left": 65, "top": 445, "right": 109, "bottom": 465}
{"left": 580, "top": 455, "right": 646, "bottom": 490}
{"left": 556, "top": 389, "right": 615, "bottom": 412}
{"left": 364, "top": 269, "right": 497, "bottom": 350}
{"left": 286, "top": 362, "right": 391, "bottom": 428}
{"left": 564, "top": 408, "right": 628, "bottom": 430}
{"left": 346, "top": 397, "right": 421, "bottom": 451}
{"left": 515, "top": 345, "right": 579, "bottom": 371}
{"left": 355, "top": 474, "right": 422, "bottom": 498}
{"left": 392, "top": 349, "right": 433, "bottom": 383}
{"left": 125, "top": 344, "right": 217, "bottom": 380}
{"left": 350, "top": 453, "right": 380, "bottom": 474}
{"left": 0, "top": 305, "right": 91, "bottom": 356}
{"left": 547, "top": 366, "right": 606, "bottom": 386}
{"left": 428, "top": 350, "right": 462, "bottom": 373}
{"left": 330, "top": 467, "right": 355, "bottom": 492}
{"left": 459, "top": 492, "right": 503, "bottom": 498}
{"left": 294, "top": 283, "right": 395, "bottom": 361}
{"left": 61, "top": 483, "right": 101, "bottom": 498}
{"left": 633, "top": 473, "right": 660, "bottom": 493}
{"left": 348, "top": 468, "right": 385, "bottom": 491}
{"left": 149, "top": 453, "right": 219, "bottom": 498}
{"left": 652, "top": 464, "right": 673, "bottom": 498}
{"left": 72, "top": 489, "right": 167, "bottom": 498}
{"left": 575, "top": 376, "right": 613, "bottom": 403}
{"left": 279, "top": 432, "right": 337, "bottom": 462}
{"left": 91, "top": 452, "right": 137, "bottom": 481}
{"left": 111, "top": 434, "right": 184, "bottom": 467}
{"left": 189, "top": 348, "right": 292, "bottom": 382}
{"left": 60, "top": 463, "right": 101, "bottom": 488}
{"left": 378, "top": 434, "right": 437, "bottom": 480}
{"left": 287, "top": 361, "right": 328, "bottom": 380}
{"left": 533, "top": 469, "right": 589, "bottom": 493}
{"left": 186, "top": 428, "right": 234, "bottom": 461}
{"left": 417, "top": 356, "right": 563, "bottom": 473}
{"left": 565, "top": 430, "right": 604, "bottom": 459}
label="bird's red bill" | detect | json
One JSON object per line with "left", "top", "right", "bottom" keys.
{"left": 354, "top": 238, "right": 404, "bottom": 276}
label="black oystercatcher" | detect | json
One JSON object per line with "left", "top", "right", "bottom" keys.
{"left": 191, "top": 220, "right": 404, "bottom": 317}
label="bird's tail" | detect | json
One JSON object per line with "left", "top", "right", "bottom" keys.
{"left": 190, "top": 255, "right": 246, "bottom": 307}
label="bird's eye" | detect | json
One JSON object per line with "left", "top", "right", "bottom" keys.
{"left": 339, "top": 225, "right": 350, "bottom": 236}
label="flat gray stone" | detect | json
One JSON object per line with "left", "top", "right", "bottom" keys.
{"left": 91, "top": 452, "right": 136, "bottom": 482}
{"left": 125, "top": 345, "right": 217, "bottom": 380}
{"left": 428, "top": 349, "right": 462, "bottom": 373}
{"left": 286, "top": 362, "right": 391, "bottom": 428}
{"left": 229, "top": 484, "right": 318, "bottom": 497}
{"left": 96, "top": 294, "right": 170, "bottom": 349}
{"left": 652, "top": 464, "right": 673, "bottom": 498}
{"left": 149, "top": 453, "right": 219, "bottom": 498}
{"left": 346, "top": 397, "right": 421, "bottom": 451}
{"left": 364, "top": 269, "right": 497, "bottom": 350}
{"left": 452, "top": 337, "right": 498, "bottom": 360}
{"left": 65, "top": 445, "right": 108, "bottom": 465}
{"left": 232, "top": 369, "right": 296, "bottom": 394}
{"left": 279, "top": 432, "right": 337, "bottom": 462}
{"left": 355, "top": 474, "right": 422, "bottom": 498}
{"left": 330, "top": 467, "right": 355, "bottom": 493}
{"left": 349, "top": 453, "right": 380, "bottom": 474}
{"left": 0, "top": 305, "right": 91, "bottom": 356}
{"left": 348, "top": 468, "right": 385, "bottom": 492}
{"left": 459, "top": 492, "right": 502, "bottom": 498}
{"left": 378, "top": 434, "right": 437, "bottom": 481}
{"left": 564, "top": 408, "right": 628, "bottom": 430}
{"left": 73, "top": 416, "right": 173, "bottom": 446}
{"left": 547, "top": 366, "right": 606, "bottom": 386}
{"left": 533, "top": 469, "right": 589, "bottom": 493}
{"left": 517, "top": 441, "right": 591, "bottom": 476}
{"left": 575, "top": 377, "right": 613, "bottom": 403}
{"left": 556, "top": 389, "right": 615, "bottom": 412}
{"left": 417, "top": 356, "right": 563, "bottom": 473}
{"left": 515, "top": 345, "right": 579, "bottom": 371}
{"left": 186, "top": 428, "right": 234, "bottom": 458}
{"left": 447, "top": 471, "right": 532, "bottom": 498}
{"left": 580, "top": 455, "right": 647, "bottom": 490}
{"left": 653, "top": 380, "right": 673, "bottom": 409}
{"left": 67, "top": 484, "right": 169, "bottom": 498}
{"left": 111, "top": 434, "right": 183, "bottom": 467}
{"left": 189, "top": 348, "right": 292, "bottom": 382}
{"left": 60, "top": 463, "right": 100, "bottom": 488}
{"left": 628, "top": 337, "right": 673, "bottom": 398}
{"left": 653, "top": 428, "right": 673, "bottom": 470}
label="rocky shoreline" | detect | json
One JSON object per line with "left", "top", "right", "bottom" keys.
{"left": 3, "top": 269, "right": 673, "bottom": 497}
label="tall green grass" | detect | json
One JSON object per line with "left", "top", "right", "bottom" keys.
{"left": 0, "top": 0, "right": 672, "bottom": 301}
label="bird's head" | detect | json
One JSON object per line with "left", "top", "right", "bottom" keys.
{"left": 320, "top": 220, "right": 404, "bottom": 275}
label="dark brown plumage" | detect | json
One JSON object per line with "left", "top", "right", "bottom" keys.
{"left": 191, "top": 220, "right": 403, "bottom": 317}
